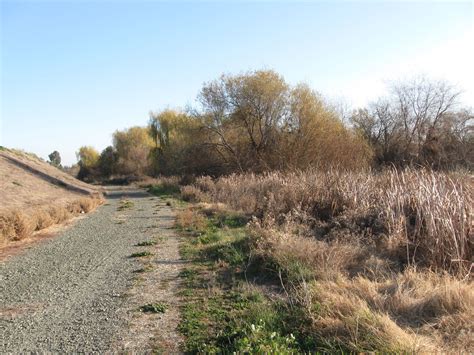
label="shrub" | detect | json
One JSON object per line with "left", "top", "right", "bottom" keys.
{"left": 176, "top": 208, "right": 208, "bottom": 232}
{"left": 180, "top": 185, "right": 208, "bottom": 202}
{"left": 0, "top": 210, "right": 33, "bottom": 241}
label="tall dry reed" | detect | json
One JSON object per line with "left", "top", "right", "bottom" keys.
{"left": 185, "top": 169, "right": 472, "bottom": 276}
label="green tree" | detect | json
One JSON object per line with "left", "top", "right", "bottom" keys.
{"left": 48, "top": 150, "right": 61, "bottom": 167}
{"left": 148, "top": 109, "right": 211, "bottom": 175}
{"left": 98, "top": 146, "right": 118, "bottom": 177}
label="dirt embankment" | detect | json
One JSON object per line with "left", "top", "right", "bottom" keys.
{"left": 0, "top": 148, "right": 103, "bottom": 245}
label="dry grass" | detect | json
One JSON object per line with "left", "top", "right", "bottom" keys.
{"left": 180, "top": 185, "right": 209, "bottom": 203}
{"left": 0, "top": 211, "right": 34, "bottom": 241}
{"left": 0, "top": 197, "right": 104, "bottom": 244}
{"left": 176, "top": 208, "right": 208, "bottom": 232}
{"left": 250, "top": 219, "right": 473, "bottom": 351}
{"left": 0, "top": 149, "right": 98, "bottom": 196}
{"left": 189, "top": 169, "right": 472, "bottom": 276}
{"left": 288, "top": 268, "right": 473, "bottom": 352}
{"left": 182, "top": 168, "right": 473, "bottom": 351}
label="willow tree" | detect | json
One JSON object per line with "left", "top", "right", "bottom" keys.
{"left": 113, "top": 126, "right": 154, "bottom": 175}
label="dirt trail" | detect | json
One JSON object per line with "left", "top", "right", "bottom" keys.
{"left": 0, "top": 187, "right": 184, "bottom": 353}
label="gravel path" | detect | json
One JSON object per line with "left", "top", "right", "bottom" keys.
{"left": 0, "top": 187, "right": 182, "bottom": 353}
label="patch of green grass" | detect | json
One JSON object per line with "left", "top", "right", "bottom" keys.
{"left": 200, "top": 232, "right": 249, "bottom": 267}
{"left": 211, "top": 212, "right": 249, "bottom": 229}
{"left": 178, "top": 281, "right": 297, "bottom": 353}
{"left": 179, "top": 268, "right": 198, "bottom": 279}
{"left": 140, "top": 302, "right": 167, "bottom": 313}
{"left": 129, "top": 251, "right": 153, "bottom": 258}
{"left": 156, "top": 236, "right": 165, "bottom": 243}
{"left": 118, "top": 199, "right": 134, "bottom": 211}
{"left": 176, "top": 208, "right": 301, "bottom": 353}
{"left": 135, "top": 240, "right": 157, "bottom": 247}
{"left": 148, "top": 184, "right": 180, "bottom": 197}
{"left": 178, "top": 303, "right": 210, "bottom": 352}
{"left": 196, "top": 230, "right": 223, "bottom": 245}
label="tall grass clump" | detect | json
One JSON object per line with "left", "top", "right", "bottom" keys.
{"left": 382, "top": 169, "right": 472, "bottom": 276}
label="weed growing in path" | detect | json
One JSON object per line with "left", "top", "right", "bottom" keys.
{"left": 140, "top": 302, "right": 167, "bottom": 314}
{"left": 135, "top": 240, "right": 157, "bottom": 247}
{"left": 118, "top": 199, "right": 134, "bottom": 211}
{"left": 129, "top": 251, "right": 153, "bottom": 258}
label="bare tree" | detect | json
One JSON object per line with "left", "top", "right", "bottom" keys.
{"left": 352, "top": 76, "right": 472, "bottom": 169}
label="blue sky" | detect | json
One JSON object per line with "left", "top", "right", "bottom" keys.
{"left": 1, "top": 1, "right": 473, "bottom": 165}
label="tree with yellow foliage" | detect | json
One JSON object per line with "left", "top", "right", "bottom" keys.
{"left": 113, "top": 126, "right": 155, "bottom": 176}
{"left": 76, "top": 146, "right": 100, "bottom": 180}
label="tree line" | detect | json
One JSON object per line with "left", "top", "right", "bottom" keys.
{"left": 74, "top": 70, "right": 473, "bottom": 180}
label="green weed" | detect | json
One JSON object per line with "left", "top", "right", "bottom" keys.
{"left": 140, "top": 302, "right": 167, "bottom": 313}
{"left": 176, "top": 207, "right": 299, "bottom": 353}
{"left": 118, "top": 199, "right": 134, "bottom": 211}
{"left": 148, "top": 184, "right": 180, "bottom": 197}
{"left": 129, "top": 251, "right": 153, "bottom": 258}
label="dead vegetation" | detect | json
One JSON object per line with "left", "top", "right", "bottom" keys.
{"left": 179, "top": 168, "right": 473, "bottom": 352}
{"left": 0, "top": 197, "right": 104, "bottom": 243}
{"left": 188, "top": 169, "right": 472, "bottom": 276}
